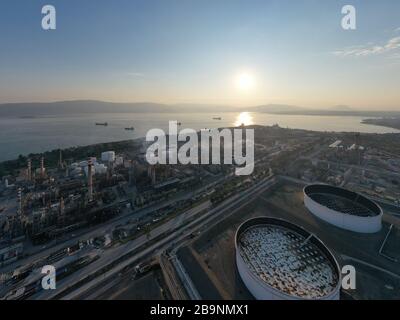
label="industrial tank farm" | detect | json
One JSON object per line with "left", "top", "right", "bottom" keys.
{"left": 235, "top": 217, "right": 341, "bottom": 300}
{"left": 304, "top": 184, "right": 383, "bottom": 233}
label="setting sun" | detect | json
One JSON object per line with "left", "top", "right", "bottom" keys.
{"left": 235, "top": 72, "right": 256, "bottom": 91}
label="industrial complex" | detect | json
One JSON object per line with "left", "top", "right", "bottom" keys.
{"left": 0, "top": 126, "right": 399, "bottom": 301}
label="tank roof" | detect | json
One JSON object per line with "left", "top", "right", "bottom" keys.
{"left": 304, "top": 184, "right": 381, "bottom": 217}
{"left": 237, "top": 217, "right": 340, "bottom": 299}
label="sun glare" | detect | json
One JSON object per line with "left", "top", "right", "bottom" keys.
{"left": 234, "top": 112, "right": 254, "bottom": 127}
{"left": 235, "top": 72, "right": 255, "bottom": 91}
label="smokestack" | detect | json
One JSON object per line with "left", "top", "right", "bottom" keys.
{"left": 59, "top": 150, "right": 64, "bottom": 169}
{"left": 40, "top": 157, "right": 45, "bottom": 178}
{"left": 88, "top": 158, "right": 93, "bottom": 202}
{"left": 148, "top": 165, "right": 156, "bottom": 185}
{"left": 152, "top": 166, "right": 156, "bottom": 185}
{"left": 58, "top": 197, "right": 65, "bottom": 226}
{"left": 27, "top": 159, "right": 32, "bottom": 181}
{"left": 17, "top": 187, "right": 22, "bottom": 217}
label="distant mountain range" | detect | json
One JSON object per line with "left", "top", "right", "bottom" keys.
{"left": 253, "top": 104, "right": 308, "bottom": 114}
{"left": 253, "top": 104, "right": 400, "bottom": 117}
{"left": 0, "top": 100, "right": 238, "bottom": 117}
{"left": 0, "top": 100, "right": 399, "bottom": 117}
{"left": 0, "top": 100, "right": 173, "bottom": 117}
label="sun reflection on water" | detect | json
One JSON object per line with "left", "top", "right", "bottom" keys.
{"left": 234, "top": 112, "right": 254, "bottom": 127}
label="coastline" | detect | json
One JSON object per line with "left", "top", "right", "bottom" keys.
{"left": 2, "top": 124, "right": 400, "bottom": 177}
{"left": 0, "top": 138, "right": 143, "bottom": 177}
{"left": 1, "top": 112, "right": 400, "bottom": 164}
{"left": 361, "top": 118, "right": 400, "bottom": 131}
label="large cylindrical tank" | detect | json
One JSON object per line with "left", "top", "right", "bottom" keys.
{"left": 304, "top": 184, "right": 382, "bottom": 233}
{"left": 235, "top": 217, "right": 341, "bottom": 300}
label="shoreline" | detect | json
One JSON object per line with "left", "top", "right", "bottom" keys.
{"left": 0, "top": 138, "right": 144, "bottom": 177}
{"left": 1, "top": 113, "right": 399, "bottom": 164}
{"left": 361, "top": 118, "right": 400, "bottom": 131}
{"left": 2, "top": 125, "right": 400, "bottom": 177}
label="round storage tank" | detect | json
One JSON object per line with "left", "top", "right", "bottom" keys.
{"left": 304, "top": 184, "right": 382, "bottom": 233}
{"left": 101, "top": 151, "right": 115, "bottom": 163}
{"left": 235, "top": 217, "right": 341, "bottom": 300}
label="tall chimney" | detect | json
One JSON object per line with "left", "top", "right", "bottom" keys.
{"left": 17, "top": 187, "right": 22, "bottom": 217}
{"left": 148, "top": 165, "right": 156, "bottom": 185}
{"left": 58, "top": 197, "right": 65, "bottom": 226}
{"left": 40, "top": 157, "right": 45, "bottom": 178}
{"left": 27, "top": 159, "right": 32, "bottom": 181}
{"left": 88, "top": 159, "right": 93, "bottom": 202}
{"left": 59, "top": 150, "right": 64, "bottom": 169}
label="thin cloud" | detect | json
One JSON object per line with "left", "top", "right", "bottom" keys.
{"left": 333, "top": 37, "right": 400, "bottom": 57}
{"left": 389, "top": 52, "right": 400, "bottom": 60}
{"left": 126, "top": 72, "right": 145, "bottom": 77}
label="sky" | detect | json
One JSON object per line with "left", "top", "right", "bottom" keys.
{"left": 0, "top": 0, "right": 399, "bottom": 109}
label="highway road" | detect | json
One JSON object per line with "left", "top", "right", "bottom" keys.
{"left": 30, "top": 200, "right": 212, "bottom": 299}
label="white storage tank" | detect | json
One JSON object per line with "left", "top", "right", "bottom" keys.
{"left": 235, "top": 217, "right": 341, "bottom": 300}
{"left": 304, "top": 184, "right": 383, "bottom": 233}
{"left": 101, "top": 151, "right": 115, "bottom": 163}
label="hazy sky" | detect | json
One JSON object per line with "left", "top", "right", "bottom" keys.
{"left": 0, "top": 0, "right": 399, "bottom": 109}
